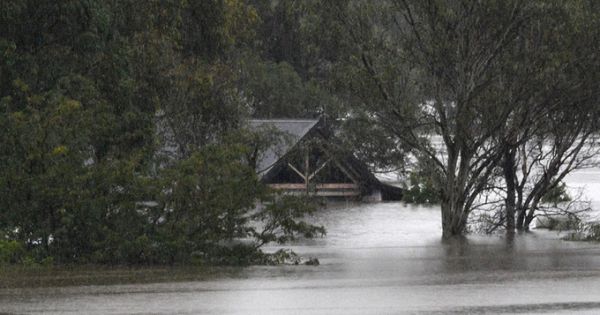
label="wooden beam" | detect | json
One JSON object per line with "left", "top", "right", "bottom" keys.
{"left": 268, "top": 183, "right": 306, "bottom": 190}
{"left": 268, "top": 183, "right": 359, "bottom": 190}
{"left": 314, "top": 141, "right": 361, "bottom": 185}
{"left": 287, "top": 163, "right": 306, "bottom": 180}
{"left": 268, "top": 182, "right": 361, "bottom": 197}
{"left": 332, "top": 159, "right": 360, "bottom": 185}
{"left": 316, "top": 190, "right": 360, "bottom": 197}
{"left": 308, "top": 158, "right": 331, "bottom": 181}
{"left": 316, "top": 183, "right": 358, "bottom": 189}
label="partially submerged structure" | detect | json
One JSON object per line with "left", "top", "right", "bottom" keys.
{"left": 249, "top": 119, "right": 402, "bottom": 201}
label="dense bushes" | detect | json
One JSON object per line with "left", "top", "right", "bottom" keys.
{"left": 5, "top": 138, "right": 325, "bottom": 265}
{"left": 0, "top": 1, "right": 326, "bottom": 266}
{"left": 0, "top": 143, "right": 324, "bottom": 265}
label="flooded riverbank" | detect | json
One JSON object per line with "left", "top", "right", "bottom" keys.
{"left": 2, "top": 200, "right": 600, "bottom": 314}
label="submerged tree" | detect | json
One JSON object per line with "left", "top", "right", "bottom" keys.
{"left": 497, "top": 0, "right": 600, "bottom": 231}
{"left": 331, "top": 0, "right": 539, "bottom": 238}
{"left": 325, "top": 0, "right": 600, "bottom": 238}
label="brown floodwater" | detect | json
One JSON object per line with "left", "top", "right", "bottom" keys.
{"left": 2, "top": 199, "right": 600, "bottom": 314}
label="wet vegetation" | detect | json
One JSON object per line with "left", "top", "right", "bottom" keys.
{"left": 0, "top": 0, "right": 328, "bottom": 266}
{"left": 541, "top": 182, "right": 572, "bottom": 205}
{"left": 402, "top": 171, "right": 440, "bottom": 205}
{"left": 565, "top": 222, "right": 600, "bottom": 242}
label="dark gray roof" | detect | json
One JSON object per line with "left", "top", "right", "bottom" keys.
{"left": 249, "top": 119, "right": 319, "bottom": 175}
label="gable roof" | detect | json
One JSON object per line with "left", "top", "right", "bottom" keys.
{"left": 249, "top": 119, "right": 319, "bottom": 175}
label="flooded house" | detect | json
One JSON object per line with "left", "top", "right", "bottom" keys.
{"left": 249, "top": 119, "right": 402, "bottom": 201}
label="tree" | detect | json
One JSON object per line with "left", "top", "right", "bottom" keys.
{"left": 330, "top": 0, "right": 537, "bottom": 238}
{"left": 0, "top": 0, "right": 160, "bottom": 261}
{"left": 242, "top": 0, "right": 348, "bottom": 119}
{"left": 0, "top": 0, "right": 325, "bottom": 265}
{"left": 497, "top": 0, "right": 600, "bottom": 231}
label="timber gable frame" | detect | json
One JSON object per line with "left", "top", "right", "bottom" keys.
{"left": 249, "top": 118, "right": 402, "bottom": 200}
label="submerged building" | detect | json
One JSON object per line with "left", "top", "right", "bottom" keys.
{"left": 249, "top": 119, "right": 402, "bottom": 201}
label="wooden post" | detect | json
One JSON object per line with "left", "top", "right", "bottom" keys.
{"left": 305, "top": 147, "right": 310, "bottom": 195}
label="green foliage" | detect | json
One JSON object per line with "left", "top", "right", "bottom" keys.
{"left": 241, "top": 0, "right": 347, "bottom": 119}
{"left": 0, "top": 1, "right": 325, "bottom": 266}
{"left": 148, "top": 145, "right": 325, "bottom": 265}
{"left": 250, "top": 195, "right": 326, "bottom": 246}
{"left": 241, "top": 59, "right": 330, "bottom": 118}
{"left": 153, "top": 144, "right": 260, "bottom": 263}
{"left": 0, "top": 240, "right": 25, "bottom": 264}
{"left": 541, "top": 182, "right": 572, "bottom": 205}
{"left": 402, "top": 159, "right": 441, "bottom": 204}
{"left": 402, "top": 172, "right": 440, "bottom": 204}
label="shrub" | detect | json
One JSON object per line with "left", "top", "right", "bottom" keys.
{"left": 0, "top": 240, "right": 25, "bottom": 264}
{"left": 402, "top": 171, "right": 440, "bottom": 204}
{"left": 536, "top": 215, "right": 580, "bottom": 231}
{"left": 564, "top": 222, "right": 600, "bottom": 241}
{"left": 542, "top": 182, "right": 572, "bottom": 205}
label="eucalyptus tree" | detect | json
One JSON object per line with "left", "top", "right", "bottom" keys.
{"left": 330, "top": 0, "right": 538, "bottom": 238}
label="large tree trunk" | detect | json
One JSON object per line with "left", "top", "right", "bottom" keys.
{"left": 503, "top": 149, "right": 517, "bottom": 232}
{"left": 517, "top": 202, "right": 537, "bottom": 231}
{"left": 441, "top": 197, "right": 468, "bottom": 239}
{"left": 523, "top": 213, "right": 535, "bottom": 230}
{"left": 439, "top": 144, "right": 474, "bottom": 239}
{"left": 516, "top": 208, "right": 527, "bottom": 231}
{"left": 522, "top": 198, "right": 542, "bottom": 231}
